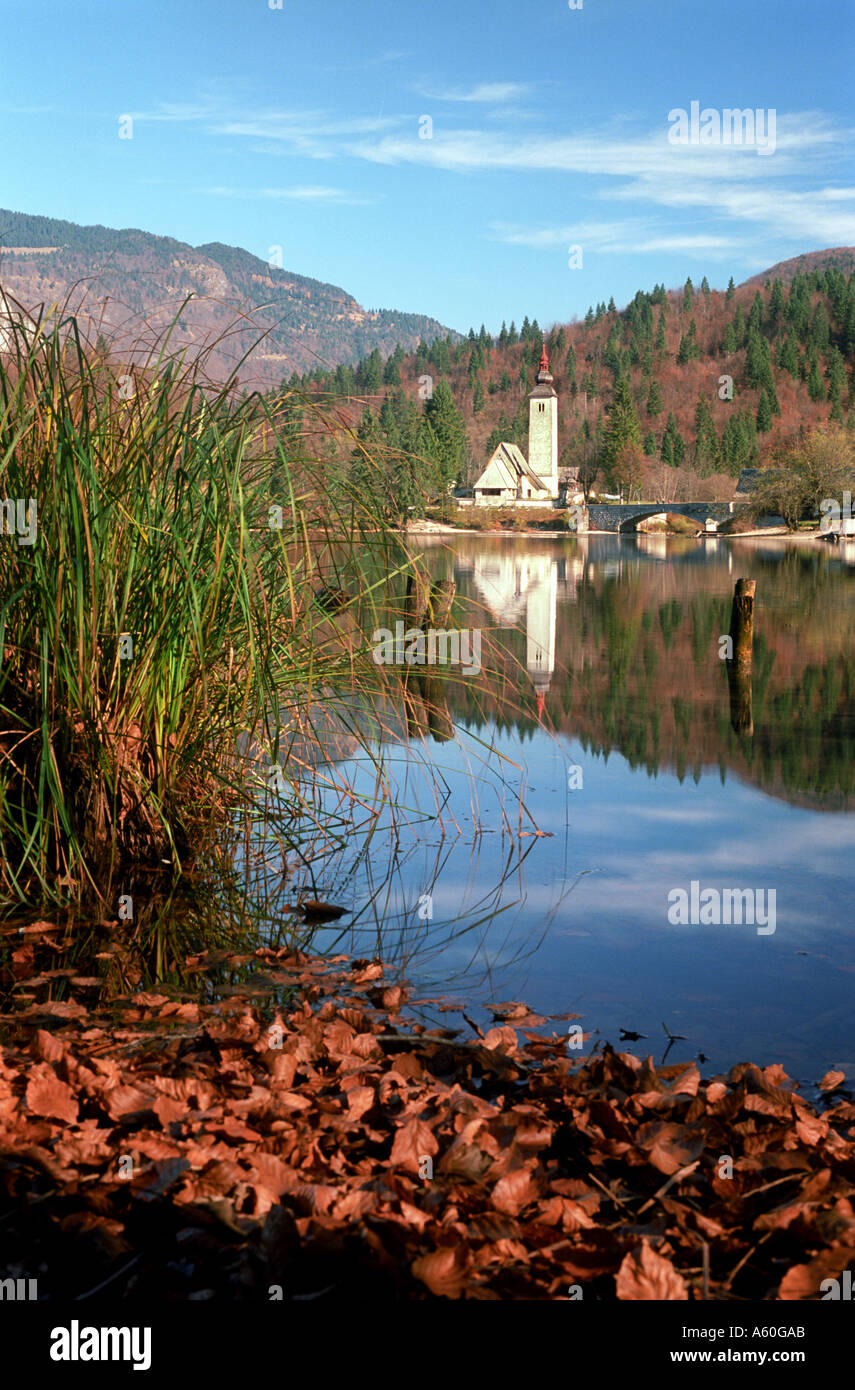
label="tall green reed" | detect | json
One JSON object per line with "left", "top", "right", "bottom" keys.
{"left": 0, "top": 294, "right": 416, "bottom": 905}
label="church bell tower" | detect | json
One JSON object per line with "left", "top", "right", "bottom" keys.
{"left": 528, "top": 343, "right": 558, "bottom": 498}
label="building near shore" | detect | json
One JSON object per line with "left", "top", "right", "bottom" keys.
{"left": 472, "top": 344, "right": 559, "bottom": 506}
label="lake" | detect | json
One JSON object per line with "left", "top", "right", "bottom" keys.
{"left": 276, "top": 532, "right": 855, "bottom": 1093}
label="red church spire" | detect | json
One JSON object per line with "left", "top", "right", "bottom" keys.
{"left": 539, "top": 343, "right": 549, "bottom": 373}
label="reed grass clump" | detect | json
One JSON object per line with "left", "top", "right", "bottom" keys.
{"left": 0, "top": 296, "right": 406, "bottom": 904}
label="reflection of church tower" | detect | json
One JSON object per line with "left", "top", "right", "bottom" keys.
{"left": 469, "top": 551, "right": 558, "bottom": 719}
{"left": 528, "top": 344, "right": 559, "bottom": 499}
{"left": 524, "top": 557, "right": 557, "bottom": 720}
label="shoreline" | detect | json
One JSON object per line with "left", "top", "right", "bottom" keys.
{"left": 407, "top": 521, "right": 833, "bottom": 542}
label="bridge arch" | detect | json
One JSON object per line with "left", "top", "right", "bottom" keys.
{"left": 617, "top": 508, "right": 688, "bottom": 534}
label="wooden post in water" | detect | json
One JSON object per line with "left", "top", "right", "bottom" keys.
{"left": 405, "top": 569, "right": 431, "bottom": 628}
{"left": 402, "top": 568, "right": 431, "bottom": 736}
{"left": 426, "top": 578, "right": 456, "bottom": 630}
{"left": 419, "top": 578, "right": 456, "bottom": 743}
{"left": 727, "top": 578, "right": 755, "bottom": 735}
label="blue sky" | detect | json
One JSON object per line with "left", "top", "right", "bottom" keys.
{"left": 2, "top": 0, "right": 854, "bottom": 334}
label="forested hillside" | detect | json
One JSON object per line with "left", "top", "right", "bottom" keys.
{"left": 286, "top": 258, "right": 855, "bottom": 512}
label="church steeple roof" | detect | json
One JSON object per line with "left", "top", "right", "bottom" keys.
{"left": 535, "top": 342, "right": 553, "bottom": 385}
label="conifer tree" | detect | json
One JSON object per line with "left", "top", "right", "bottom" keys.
{"left": 422, "top": 380, "right": 466, "bottom": 498}
{"left": 661, "top": 411, "right": 685, "bottom": 467}
{"left": 646, "top": 380, "right": 663, "bottom": 416}
{"left": 809, "top": 302, "right": 831, "bottom": 353}
{"left": 349, "top": 408, "right": 387, "bottom": 515}
{"left": 677, "top": 319, "right": 699, "bottom": 364}
{"left": 487, "top": 409, "right": 512, "bottom": 454}
{"left": 756, "top": 391, "right": 773, "bottom": 433}
{"left": 747, "top": 291, "right": 764, "bottom": 335}
{"left": 808, "top": 355, "right": 825, "bottom": 402}
{"left": 694, "top": 397, "right": 719, "bottom": 472}
{"left": 778, "top": 332, "right": 800, "bottom": 379}
{"left": 602, "top": 375, "right": 642, "bottom": 474}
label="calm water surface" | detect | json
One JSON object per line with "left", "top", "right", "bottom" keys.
{"left": 287, "top": 534, "right": 855, "bottom": 1090}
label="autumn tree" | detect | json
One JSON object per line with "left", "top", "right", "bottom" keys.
{"left": 611, "top": 442, "right": 646, "bottom": 502}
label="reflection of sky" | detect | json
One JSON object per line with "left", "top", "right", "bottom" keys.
{"left": 252, "top": 534, "right": 855, "bottom": 1090}
{"left": 291, "top": 722, "right": 855, "bottom": 1090}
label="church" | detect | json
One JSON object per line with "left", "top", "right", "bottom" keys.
{"left": 472, "top": 344, "right": 559, "bottom": 506}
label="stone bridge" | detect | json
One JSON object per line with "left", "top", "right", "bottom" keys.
{"left": 584, "top": 502, "right": 734, "bottom": 533}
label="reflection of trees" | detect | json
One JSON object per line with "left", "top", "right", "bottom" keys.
{"left": 431, "top": 542, "right": 855, "bottom": 807}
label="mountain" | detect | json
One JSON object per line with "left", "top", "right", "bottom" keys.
{"left": 0, "top": 208, "right": 458, "bottom": 386}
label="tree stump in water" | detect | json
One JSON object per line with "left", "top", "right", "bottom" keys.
{"left": 426, "top": 578, "right": 456, "bottom": 630}
{"left": 727, "top": 578, "right": 755, "bottom": 735}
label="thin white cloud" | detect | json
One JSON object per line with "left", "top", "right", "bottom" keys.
{"left": 349, "top": 112, "right": 845, "bottom": 179}
{"left": 489, "top": 217, "right": 742, "bottom": 258}
{"left": 119, "top": 96, "right": 855, "bottom": 253}
{"left": 126, "top": 101, "right": 216, "bottom": 123}
{"left": 214, "top": 113, "right": 404, "bottom": 140}
{"left": 319, "top": 49, "right": 413, "bottom": 73}
{"left": 415, "top": 82, "right": 531, "bottom": 104}
{"left": 608, "top": 180, "right": 855, "bottom": 246}
{"left": 203, "top": 184, "right": 374, "bottom": 205}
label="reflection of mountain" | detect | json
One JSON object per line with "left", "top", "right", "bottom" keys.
{"left": 427, "top": 536, "right": 855, "bottom": 809}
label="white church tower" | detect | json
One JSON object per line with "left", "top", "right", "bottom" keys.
{"left": 528, "top": 344, "right": 558, "bottom": 499}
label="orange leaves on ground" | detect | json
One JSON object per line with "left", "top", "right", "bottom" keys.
{"left": 820, "top": 1070, "right": 846, "bottom": 1092}
{"left": 390, "top": 1117, "right": 438, "bottom": 1174}
{"left": 3, "top": 945, "right": 855, "bottom": 1301}
{"left": 616, "top": 1241, "right": 688, "bottom": 1300}
{"left": 411, "top": 1244, "right": 471, "bottom": 1299}
{"left": 491, "top": 1164, "right": 540, "bottom": 1217}
{"left": 25, "top": 1063, "right": 78, "bottom": 1124}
